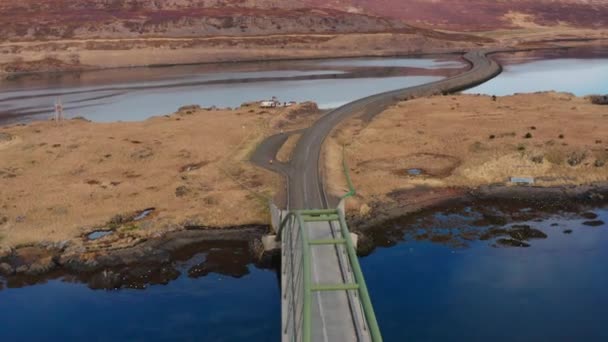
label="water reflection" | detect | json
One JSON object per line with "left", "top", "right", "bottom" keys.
{"left": 0, "top": 240, "right": 280, "bottom": 341}
{"left": 466, "top": 47, "right": 608, "bottom": 96}
{"left": 317, "top": 58, "right": 465, "bottom": 68}
{"left": 0, "top": 57, "right": 465, "bottom": 124}
{"left": 362, "top": 200, "right": 608, "bottom": 341}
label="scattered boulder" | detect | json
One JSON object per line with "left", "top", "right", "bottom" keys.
{"left": 359, "top": 203, "right": 372, "bottom": 217}
{"left": 589, "top": 95, "right": 608, "bottom": 105}
{"left": 27, "top": 259, "right": 57, "bottom": 275}
{"left": 175, "top": 186, "right": 190, "bottom": 197}
{"left": 563, "top": 229, "right": 573, "bottom": 234}
{"left": 0, "top": 262, "right": 14, "bottom": 275}
{"left": 479, "top": 224, "right": 547, "bottom": 243}
{"left": 109, "top": 214, "right": 127, "bottom": 226}
{"left": 567, "top": 151, "right": 586, "bottom": 166}
{"left": 0, "top": 133, "right": 12, "bottom": 142}
{"left": 479, "top": 228, "right": 508, "bottom": 240}
{"left": 177, "top": 104, "right": 201, "bottom": 114}
{"left": 71, "top": 116, "right": 91, "bottom": 122}
{"left": 130, "top": 147, "right": 154, "bottom": 159}
{"left": 88, "top": 265, "right": 181, "bottom": 290}
{"left": 581, "top": 212, "right": 598, "bottom": 220}
{"left": 10, "top": 246, "right": 59, "bottom": 276}
{"left": 355, "top": 233, "right": 374, "bottom": 256}
{"left": 474, "top": 214, "right": 508, "bottom": 227}
{"left": 583, "top": 220, "right": 605, "bottom": 227}
{"left": 509, "top": 224, "right": 548, "bottom": 240}
{"left": 179, "top": 161, "right": 208, "bottom": 173}
{"left": 430, "top": 234, "right": 453, "bottom": 243}
{"left": 530, "top": 155, "right": 544, "bottom": 164}
{"left": 203, "top": 196, "right": 219, "bottom": 205}
{"left": 496, "top": 238, "right": 530, "bottom": 248}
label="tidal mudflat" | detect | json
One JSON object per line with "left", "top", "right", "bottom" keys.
{"left": 0, "top": 56, "right": 465, "bottom": 124}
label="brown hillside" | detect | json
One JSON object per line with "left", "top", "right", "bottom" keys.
{"left": 0, "top": 0, "right": 407, "bottom": 41}
{"left": 302, "top": 0, "right": 608, "bottom": 30}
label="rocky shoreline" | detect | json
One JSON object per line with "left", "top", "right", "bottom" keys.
{"left": 349, "top": 182, "right": 608, "bottom": 255}
{"left": 0, "top": 225, "right": 272, "bottom": 290}
{"left": 2, "top": 182, "right": 608, "bottom": 290}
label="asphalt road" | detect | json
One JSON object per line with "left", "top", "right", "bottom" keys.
{"left": 253, "top": 50, "right": 503, "bottom": 341}
{"left": 252, "top": 49, "right": 502, "bottom": 210}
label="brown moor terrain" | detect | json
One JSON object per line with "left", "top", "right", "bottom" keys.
{"left": 3, "top": 0, "right": 606, "bottom": 41}
{"left": 304, "top": 0, "right": 608, "bottom": 31}
{"left": 1, "top": 0, "right": 607, "bottom": 74}
{"left": 0, "top": 0, "right": 407, "bottom": 41}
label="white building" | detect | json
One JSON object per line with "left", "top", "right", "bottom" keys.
{"left": 260, "top": 100, "right": 278, "bottom": 108}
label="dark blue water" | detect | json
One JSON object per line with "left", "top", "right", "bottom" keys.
{"left": 362, "top": 205, "right": 608, "bottom": 341}
{"left": 1, "top": 204, "right": 607, "bottom": 341}
{"left": 0, "top": 256, "right": 280, "bottom": 341}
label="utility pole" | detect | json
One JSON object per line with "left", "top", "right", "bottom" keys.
{"left": 54, "top": 98, "right": 64, "bottom": 123}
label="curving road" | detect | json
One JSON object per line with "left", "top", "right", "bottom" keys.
{"left": 252, "top": 49, "right": 502, "bottom": 210}
{"left": 252, "top": 49, "right": 503, "bottom": 341}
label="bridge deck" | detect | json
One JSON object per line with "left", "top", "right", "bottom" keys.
{"left": 308, "top": 220, "right": 366, "bottom": 342}
{"left": 280, "top": 209, "right": 376, "bottom": 342}
{"left": 268, "top": 49, "right": 502, "bottom": 342}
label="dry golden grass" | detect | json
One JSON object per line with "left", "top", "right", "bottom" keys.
{"left": 326, "top": 92, "right": 608, "bottom": 210}
{"left": 0, "top": 32, "right": 480, "bottom": 73}
{"left": 0, "top": 103, "right": 316, "bottom": 248}
{"left": 276, "top": 133, "right": 301, "bottom": 163}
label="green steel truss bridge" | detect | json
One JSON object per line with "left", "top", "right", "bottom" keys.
{"left": 276, "top": 205, "right": 382, "bottom": 342}
{"left": 255, "top": 50, "right": 503, "bottom": 342}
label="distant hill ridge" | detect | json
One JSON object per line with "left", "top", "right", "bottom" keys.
{"left": 0, "top": 0, "right": 606, "bottom": 41}
{"left": 301, "top": 0, "right": 608, "bottom": 30}
{"left": 0, "top": 0, "right": 404, "bottom": 41}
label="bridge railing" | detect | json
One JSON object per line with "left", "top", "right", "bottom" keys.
{"left": 281, "top": 211, "right": 305, "bottom": 342}
{"left": 280, "top": 208, "right": 382, "bottom": 342}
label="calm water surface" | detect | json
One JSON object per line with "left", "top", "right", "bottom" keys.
{"left": 1, "top": 203, "right": 607, "bottom": 341}
{"left": 0, "top": 242, "right": 280, "bottom": 341}
{"left": 362, "top": 203, "right": 608, "bottom": 341}
{"left": 466, "top": 48, "right": 608, "bottom": 96}
{"left": 0, "top": 57, "right": 464, "bottom": 124}
{"left": 2, "top": 49, "right": 608, "bottom": 341}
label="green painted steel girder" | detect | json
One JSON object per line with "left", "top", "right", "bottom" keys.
{"left": 297, "top": 209, "right": 338, "bottom": 215}
{"left": 340, "top": 146, "right": 357, "bottom": 199}
{"left": 302, "top": 214, "right": 339, "bottom": 222}
{"left": 281, "top": 208, "right": 383, "bottom": 342}
{"left": 296, "top": 213, "right": 313, "bottom": 342}
{"left": 337, "top": 210, "right": 383, "bottom": 342}
{"left": 308, "top": 238, "right": 346, "bottom": 245}
{"left": 311, "top": 283, "right": 360, "bottom": 292}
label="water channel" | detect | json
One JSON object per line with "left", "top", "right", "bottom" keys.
{"left": 1, "top": 48, "right": 608, "bottom": 340}
{"left": 0, "top": 56, "right": 464, "bottom": 124}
